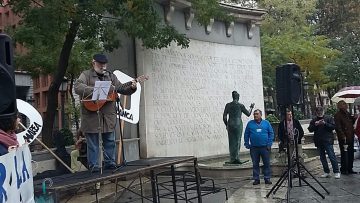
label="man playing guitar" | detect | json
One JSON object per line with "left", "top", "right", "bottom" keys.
{"left": 74, "top": 53, "right": 138, "bottom": 172}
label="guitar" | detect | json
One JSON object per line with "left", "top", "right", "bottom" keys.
{"left": 83, "top": 75, "right": 149, "bottom": 112}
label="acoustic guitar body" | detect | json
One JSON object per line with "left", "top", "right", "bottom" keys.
{"left": 82, "top": 75, "right": 148, "bottom": 112}
{"left": 83, "top": 93, "right": 118, "bottom": 111}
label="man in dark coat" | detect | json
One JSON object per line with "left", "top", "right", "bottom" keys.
{"left": 278, "top": 109, "right": 304, "bottom": 174}
{"left": 223, "top": 91, "right": 254, "bottom": 164}
{"left": 308, "top": 106, "right": 340, "bottom": 178}
{"left": 334, "top": 100, "right": 356, "bottom": 174}
{"left": 75, "top": 54, "right": 137, "bottom": 172}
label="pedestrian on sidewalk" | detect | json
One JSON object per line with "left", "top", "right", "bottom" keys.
{"left": 308, "top": 106, "right": 340, "bottom": 178}
{"left": 334, "top": 100, "right": 357, "bottom": 175}
{"left": 244, "top": 109, "right": 274, "bottom": 185}
{"left": 278, "top": 109, "right": 305, "bottom": 176}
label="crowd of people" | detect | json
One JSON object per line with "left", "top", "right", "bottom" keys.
{"left": 242, "top": 99, "right": 360, "bottom": 185}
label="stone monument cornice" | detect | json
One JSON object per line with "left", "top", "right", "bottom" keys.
{"left": 156, "top": 0, "right": 266, "bottom": 22}
{"left": 219, "top": 2, "right": 266, "bottom": 22}
{"left": 156, "top": 0, "right": 266, "bottom": 38}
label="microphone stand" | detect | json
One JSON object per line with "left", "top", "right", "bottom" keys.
{"left": 266, "top": 105, "right": 329, "bottom": 202}
{"left": 96, "top": 92, "right": 104, "bottom": 175}
{"left": 113, "top": 96, "right": 128, "bottom": 172}
{"left": 112, "top": 85, "right": 149, "bottom": 173}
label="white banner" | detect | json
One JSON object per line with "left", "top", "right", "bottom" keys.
{"left": 0, "top": 145, "right": 34, "bottom": 203}
{"left": 113, "top": 70, "right": 142, "bottom": 124}
{"left": 16, "top": 99, "right": 43, "bottom": 146}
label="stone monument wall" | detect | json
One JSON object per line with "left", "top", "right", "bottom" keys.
{"left": 109, "top": 1, "right": 266, "bottom": 158}
{"left": 137, "top": 39, "right": 264, "bottom": 157}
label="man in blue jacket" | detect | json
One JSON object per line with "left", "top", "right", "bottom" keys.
{"left": 244, "top": 109, "right": 274, "bottom": 185}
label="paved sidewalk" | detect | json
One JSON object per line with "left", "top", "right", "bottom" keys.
{"left": 63, "top": 154, "right": 360, "bottom": 203}
{"left": 226, "top": 159, "right": 360, "bottom": 203}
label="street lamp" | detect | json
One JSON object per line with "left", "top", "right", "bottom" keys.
{"left": 303, "top": 81, "right": 309, "bottom": 118}
{"left": 59, "top": 78, "right": 68, "bottom": 129}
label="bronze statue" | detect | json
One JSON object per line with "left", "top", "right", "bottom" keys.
{"left": 223, "top": 91, "right": 254, "bottom": 164}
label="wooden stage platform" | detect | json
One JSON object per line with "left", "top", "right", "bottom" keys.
{"left": 34, "top": 156, "right": 203, "bottom": 203}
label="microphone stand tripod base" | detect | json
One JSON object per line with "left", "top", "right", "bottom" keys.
{"left": 112, "top": 161, "right": 128, "bottom": 173}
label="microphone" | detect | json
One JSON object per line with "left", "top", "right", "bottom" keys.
{"left": 98, "top": 69, "right": 112, "bottom": 80}
{"left": 103, "top": 69, "right": 112, "bottom": 74}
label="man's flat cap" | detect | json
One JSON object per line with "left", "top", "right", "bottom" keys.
{"left": 93, "top": 54, "right": 108, "bottom": 63}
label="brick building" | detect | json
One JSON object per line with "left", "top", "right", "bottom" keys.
{"left": 1, "top": 0, "right": 67, "bottom": 129}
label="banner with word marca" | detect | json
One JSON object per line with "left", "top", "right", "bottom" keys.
{"left": 0, "top": 145, "right": 34, "bottom": 203}
{"left": 113, "top": 70, "right": 142, "bottom": 124}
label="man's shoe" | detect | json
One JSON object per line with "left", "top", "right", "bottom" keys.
{"left": 320, "top": 173, "right": 330, "bottom": 178}
{"left": 253, "top": 180, "right": 260, "bottom": 185}
{"left": 334, "top": 173, "right": 341, "bottom": 179}
{"left": 105, "top": 164, "right": 117, "bottom": 170}
{"left": 90, "top": 167, "right": 100, "bottom": 173}
{"left": 348, "top": 170, "right": 358, "bottom": 174}
{"left": 265, "top": 179, "right": 272, "bottom": 185}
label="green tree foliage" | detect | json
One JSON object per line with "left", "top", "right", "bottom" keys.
{"left": 314, "top": 0, "right": 359, "bottom": 38}
{"left": 315, "top": 0, "right": 360, "bottom": 89}
{"left": 259, "top": 0, "right": 339, "bottom": 112}
{"left": 260, "top": 0, "right": 336, "bottom": 83}
{"left": 325, "top": 104, "right": 337, "bottom": 116}
{"left": 260, "top": 0, "right": 316, "bottom": 89}
{"left": 265, "top": 114, "right": 280, "bottom": 123}
{"left": 191, "top": 0, "right": 229, "bottom": 25}
{"left": 324, "top": 35, "right": 360, "bottom": 87}
{"left": 59, "top": 128, "right": 75, "bottom": 146}
{"left": 260, "top": 0, "right": 316, "bottom": 36}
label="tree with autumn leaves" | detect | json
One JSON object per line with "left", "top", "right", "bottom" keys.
{"left": 3, "top": 0, "right": 234, "bottom": 147}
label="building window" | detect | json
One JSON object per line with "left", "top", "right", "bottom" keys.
{"left": 42, "top": 91, "right": 48, "bottom": 108}
{"left": 5, "top": 11, "right": 9, "bottom": 22}
{"left": 35, "top": 93, "right": 40, "bottom": 108}
{"left": 34, "top": 77, "right": 40, "bottom": 89}
{"left": 45, "top": 75, "right": 48, "bottom": 87}
{"left": 41, "top": 75, "right": 47, "bottom": 87}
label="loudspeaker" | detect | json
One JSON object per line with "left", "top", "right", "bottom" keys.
{"left": 276, "top": 63, "right": 302, "bottom": 105}
{"left": 0, "top": 34, "right": 14, "bottom": 79}
{"left": 0, "top": 34, "right": 16, "bottom": 118}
